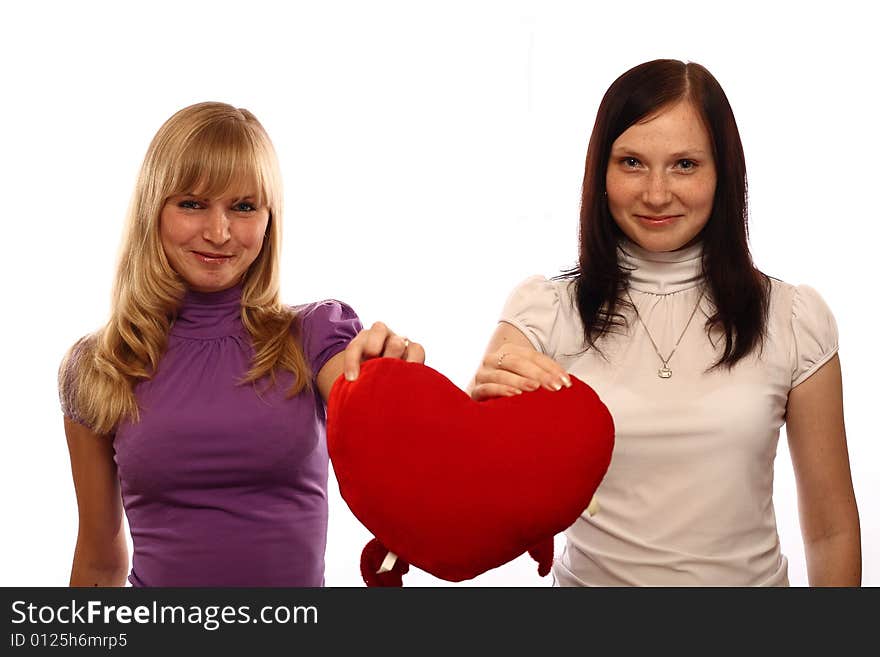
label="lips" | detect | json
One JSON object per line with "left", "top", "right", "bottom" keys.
{"left": 634, "top": 214, "right": 683, "bottom": 227}
{"left": 192, "top": 251, "right": 234, "bottom": 263}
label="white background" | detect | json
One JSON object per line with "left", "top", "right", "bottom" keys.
{"left": 1, "top": 0, "right": 876, "bottom": 587}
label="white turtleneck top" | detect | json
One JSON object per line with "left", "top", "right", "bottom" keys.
{"left": 500, "top": 239, "right": 838, "bottom": 586}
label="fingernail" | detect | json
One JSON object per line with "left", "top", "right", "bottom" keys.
{"left": 562, "top": 376, "right": 572, "bottom": 388}
{"left": 344, "top": 371, "right": 355, "bottom": 381}
{"left": 513, "top": 388, "right": 523, "bottom": 395}
{"left": 552, "top": 382, "right": 562, "bottom": 391}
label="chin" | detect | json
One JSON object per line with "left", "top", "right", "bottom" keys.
{"left": 629, "top": 236, "right": 684, "bottom": 253}
{"left": 626, "top": 226, "right": 701, "bottom": 253}
{"left": 186, "top": 274, "right": 238, "bottom": 293}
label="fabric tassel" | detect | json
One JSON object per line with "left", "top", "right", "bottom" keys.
{"left": 527, "top": 538, "right": 554, "bottom": 577}
{"left": 360, "top": 538, "right": 410, "bottom": 587}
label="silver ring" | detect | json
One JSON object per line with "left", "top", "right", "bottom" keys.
{"left": 402, "top": 337, "right": 410, "bottom": 349}
{"left": 497, "top": 352, "right": 507, "bottom": 368}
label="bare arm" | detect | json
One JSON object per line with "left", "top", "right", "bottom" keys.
{"left": 469, "top": 321, "right": 570, "bottom": 400}
{"left": 785, "top": 354, "right": 861, "bottom": 586}
{"left": 317, "top": 322, "right": 426, "bottom": 403}
{"left": 64, "top": 418, "right": 129, "bottom": 586}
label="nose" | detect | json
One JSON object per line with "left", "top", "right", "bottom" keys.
{"left": 642, "top": 170, "right": 673, "bottom": 208}
{"left": 203, "top": 205, "right": 231, "bottom": 245}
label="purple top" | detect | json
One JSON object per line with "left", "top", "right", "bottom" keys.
{"left": 68, "top": 285, "right": 361, "bottom": 586}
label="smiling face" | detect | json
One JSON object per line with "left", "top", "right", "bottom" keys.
{"left": 159, "top": 183, "right": 270, "bottom": 293}
{"left": 605, "top": 100, "right": 717, "bottom": 253}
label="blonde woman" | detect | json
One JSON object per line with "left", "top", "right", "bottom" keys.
{"left": 59, "top": 102, "right": 423, "bottom": 587}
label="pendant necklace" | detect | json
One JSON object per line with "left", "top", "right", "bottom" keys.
{"left": 625, "top": 287, "right": 705, "bottom": 379}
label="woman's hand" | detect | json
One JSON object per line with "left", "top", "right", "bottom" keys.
{"left": 470, "top": 322, "right": 571, "bottom": 401}
{"left": 342, "top": 321, "right": 426, "bottom": 381}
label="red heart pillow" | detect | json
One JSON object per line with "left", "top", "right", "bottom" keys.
{"left": 327, "top": 358, "right": 614, "bottom": 585}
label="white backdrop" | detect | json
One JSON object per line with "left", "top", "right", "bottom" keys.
{"left": 1, "top": 0, "right": 876, "bottom": 587}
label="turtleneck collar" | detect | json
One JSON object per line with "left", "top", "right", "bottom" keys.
{"left": 618, "top": 238, "right": 704, "bottom": 295}
{"left": 170, "top": 284, "right": 244, "bottom": 339}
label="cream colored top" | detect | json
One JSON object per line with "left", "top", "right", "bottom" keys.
{"left": 500, "top": 240, "right": 838, "bottom": 586}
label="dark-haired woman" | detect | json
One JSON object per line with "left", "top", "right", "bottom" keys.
{"left": 470, "top": 60, "right": 860, "bottom": 586}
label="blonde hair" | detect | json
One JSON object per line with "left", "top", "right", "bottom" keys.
{"left": 59, "top": 102, "right": 310, "bottom": 435}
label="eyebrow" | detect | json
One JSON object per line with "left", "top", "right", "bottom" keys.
{"left": 179, "top": 193, "right": 259, "bottom": 201}
{"left": 611, "top": 147, "right": 709, "bottom": 159}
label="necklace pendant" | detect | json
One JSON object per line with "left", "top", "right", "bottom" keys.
{"left": 658, "top": 366, "right": 672, "bottom": 379}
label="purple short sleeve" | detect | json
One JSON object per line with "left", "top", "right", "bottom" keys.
{"left": 296, "top": 300, "right": 362, "bottom": 377}
{"left": 58, "top": 335, "right": 99, "bottom": 432}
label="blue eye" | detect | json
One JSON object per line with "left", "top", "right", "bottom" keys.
{"left": 233, "top": 202, "right": 257, "bottom": 212}
{"left": 178, "top": 199, "right": 202, "bottom": 209}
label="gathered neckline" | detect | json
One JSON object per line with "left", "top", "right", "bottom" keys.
{"left": 169, "top": 284, "right": 245, "bottom": 339}
{"left": 618, "top": 239, "right": 704, "bottom": 295}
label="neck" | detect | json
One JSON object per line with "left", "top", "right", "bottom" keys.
{"left": 170, "top": 283, "right": 244, "bottom": 339}
{"left": 618, "top": 238, "right": 704, "bottom": 295}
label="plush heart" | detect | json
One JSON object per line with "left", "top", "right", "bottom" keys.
{"left": 327, "top": 358, "right": 615, "bottom": 584}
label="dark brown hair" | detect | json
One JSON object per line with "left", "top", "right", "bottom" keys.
{"left": 563, "top": 59, "right": 769, "bottom": 368}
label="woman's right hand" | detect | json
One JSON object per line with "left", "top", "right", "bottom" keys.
{"left": 470, "top": 322, "right": 571, "bottom": 401}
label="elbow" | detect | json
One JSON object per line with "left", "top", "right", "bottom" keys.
{"left": 70, "top": 564, "right": 129, "bottom": 587}
{"left": 70, "top": 558, "right": 129, "bottom": 587}
{"left": 802, "top": 498, "right": 861, "bottom": 547}
{"left": 802, "top": 522, "right": 862, "bottom": 587}
{"left": 69, "top": 538, "right": 129, "bottom": 587}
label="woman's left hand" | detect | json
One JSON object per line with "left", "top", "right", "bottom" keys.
{"left": 342, "top": 321, "right": 426, "bottom": 381}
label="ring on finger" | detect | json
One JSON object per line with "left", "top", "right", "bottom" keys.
{"left": 402, "top": 337, "right": 410, "bottom": 349}
{"left": 497, "top": 352, "right": 507, "bottom": 368}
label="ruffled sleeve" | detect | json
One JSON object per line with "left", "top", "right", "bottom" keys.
{"left": 790, "top": 285, "right": 839, "bottom": 388}
{"left": 297, "top": 300, "right": 363, "bottom": 377}
{"left": 58, "top": 334, "right": 97, "bottom": 430}
{"left": 499, "top": 275, "right": 563, "bottom": 358}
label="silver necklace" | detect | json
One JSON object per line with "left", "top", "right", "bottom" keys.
{"left": 625, "top": 287, "right": 705, "bottom": 379}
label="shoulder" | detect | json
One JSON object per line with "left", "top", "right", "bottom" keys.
{"left": 59, "top": 333, "right": 99, "bottom": 382}
{"left": 291, "top": 299, "right": 361, "bottom": 338}
{"left": 58, "top": 333, "right": 100, "bottom": 428}
{"left": 499, "top": 274, "right": 579, "bottom": 356}
{"left": 767, "top": 277, "right": 837, "bottom": 326}
{"left": 288, "top": 300, "right": 363, "bottom": 372}
{"left": 500, "top": 275, "right": 577, "bottom": 316}
{"left": 504, "top": 274, "right": 574, "bottom": 301}
{"left": 767, "top": 277, "right": 838, "bottom": 388}
{"left": 293, "top": 299, "right": 359, "bottom": 322}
